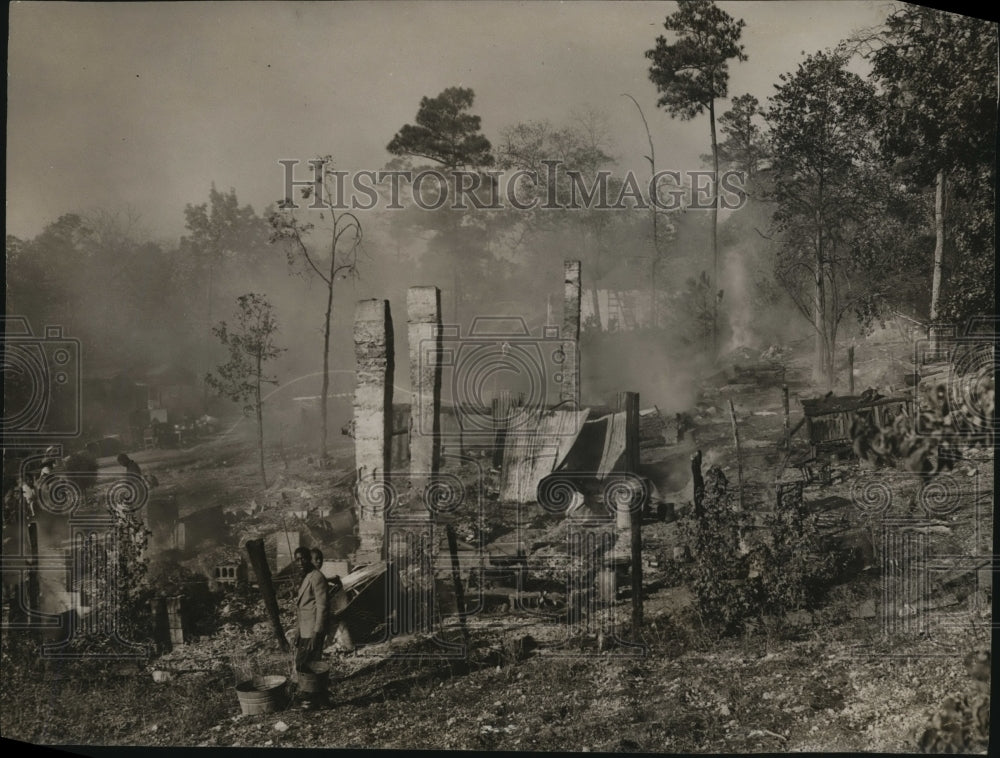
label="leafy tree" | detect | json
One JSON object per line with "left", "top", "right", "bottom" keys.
{"left": 679, "top": 466, "right": 840, "bottom": 635}
{"left": 666, "top": 271, "right": 716, "bottom": 348}
{"left": 867, "top": 7, "right": 997, "bottom": 325}
{"left": 764, "top": 51, "right": 881, "bottom": 388}
{"left": 181, "top": 186, "right": 274, "bottom": 318}
{"left": 646, "top": 0, "right": 747, "bottom": 353}
{"left": 268, "top": 157, "right": 361, "bottom": 465}
{"left": 702, "top": 94, "right": 767, "bottom": 188}
{"left": 205, "top": 293, "right": 284, "bottom": 487}
{"left": 387, "top": 87, "right": 494, "bottom": 169}
{"left": 5, "top": 214, "right": 91, "bottom": 331}
{"left": 495, "top": 111, "right": 627, "bottom": 325}
{"left": 181, "top": 187, "right": 276, "bottom": 401}
{"left": 7, "top": 210, "right": 187, "bottom": 371}
{"left": 387, "top": 86, "right": 494, "bottom": 323}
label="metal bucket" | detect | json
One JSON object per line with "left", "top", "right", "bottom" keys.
{"left": 235, "top": 675, "right": 288, "bottom": 715}
{"left": 296, "top": 661, "right": 330, "bottom": 694}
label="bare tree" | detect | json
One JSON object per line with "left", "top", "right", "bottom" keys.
{"left": 269, "top": 157, "right": 362, "bottom": 464}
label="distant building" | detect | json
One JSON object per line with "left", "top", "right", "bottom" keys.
{"left": 80, "top": 361, "right": 201, "bottom": 447}
{"left": 144, "top": 363, "right": 201, "bottom": 423}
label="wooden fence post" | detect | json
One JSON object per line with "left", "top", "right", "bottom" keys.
{"left": 848, "top": 345, "right": 855, "bottom": 395}
{"left": 617, "top": 391, "right": 643, "bottom": 637}
{"left": 728, "top": 399, "right": 744, "bottom": 511}
{"left": 782, "top": 385, "right": 790, "bottom": 450}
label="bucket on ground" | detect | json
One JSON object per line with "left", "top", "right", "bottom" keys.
{"left": 296, "top": 661, "right": 330, "bottom": 694}
{"left": 235, "top": 675, "right": 288, "bottom": 715}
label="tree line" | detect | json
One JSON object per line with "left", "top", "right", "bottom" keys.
{"left": 6, "top": 2, "right": 995, "bottom": 471}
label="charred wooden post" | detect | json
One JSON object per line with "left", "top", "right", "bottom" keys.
{"left": 354, "top": 299, "right": 394, "bottom": 565}
{"left": 691, "top": 450, "right": 704, "bottom": 520}
{"left": 782, "top": 385, "right": 790, "bottom": 449}
{"left": 848, "top": 346, "right": 855, "bottom": 395}
{"left": 26, "top": 521, "right": 39, "bottom": 619}
{"left": 407, "top": 286, "right": 442, "bottom": 495}
{"left": 618, "top": 391, "right": 643, "bottom": 636}
{"left": 728, "top": 399, "right": 744, "bottom": 511}
{"left": 445, "top": 523, "right": 470, "bottom": 646}
{"left": 165, "top": 596, "right": 186, "bottom": 646}
{"left": 150, "top": 596, "right": 171, "bottom": 651}
{"left": 25, "top": 521, "right": 40, "bottom": 642}
{"left": 561, "top": 260, "right": 581, "bottom": 408}
{"left": 244, "top": 538, "right": 289, "bottom": 652}
{"left": 491, "top": 390, "right": 514, "bottom": 469}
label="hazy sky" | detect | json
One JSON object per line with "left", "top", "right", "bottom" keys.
{"left": 7, "top": 0, "right": 900, "bottom": 241}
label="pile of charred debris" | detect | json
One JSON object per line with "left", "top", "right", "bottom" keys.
{"left": 124, "top": 267, "right": 991, "bottom": 686}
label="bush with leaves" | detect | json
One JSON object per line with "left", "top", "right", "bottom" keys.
{"left": 754, "top": 482, "right": 842, "bottom": 618}
{"left": 57, "top": 510, "right": 155, "bottom": 659}
{"left": 680, "top": 466, "right": 842, "bottom": 634}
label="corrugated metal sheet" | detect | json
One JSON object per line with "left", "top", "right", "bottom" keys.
{"left": 499, "top": 409, "right": 590, "bottom": 503}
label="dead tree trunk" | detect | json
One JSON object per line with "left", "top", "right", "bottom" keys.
{"left": 562, "top": 261, "right": 582, "bottom": 408}
{"left": 930, "top": 169, "right": 946, "bottom": 324}
{"left": 319, "top": 270, "right": 335, "bottom": 464}
{"left": 709, "top": 96, "right": 720, "bottom": 357}
{"left": 245, "top": 538, "right": 289, "bottom": 653}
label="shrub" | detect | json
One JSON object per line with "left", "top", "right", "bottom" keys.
{"left": 680, "top": 466, "right": 843, "bottom": 634}
{"left": 63, "top": 511, "right": 155, "bottom": 658}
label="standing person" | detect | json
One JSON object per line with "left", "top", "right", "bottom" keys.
{"left": 310, "top": 547, "right": 331, "bottom": 643}
{"left": 311, "top": 547, "right": 352, "bottom": 653}
{"left": 292, "top": 547, "right": 329, "bottom": 709}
